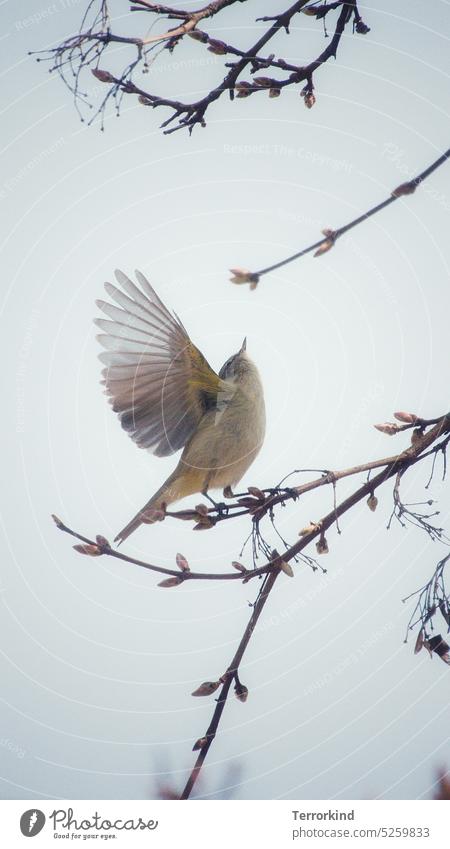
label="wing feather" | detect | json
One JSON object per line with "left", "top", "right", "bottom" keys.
{"left": 96, "top": 270, "right": 227, "bottom": 455}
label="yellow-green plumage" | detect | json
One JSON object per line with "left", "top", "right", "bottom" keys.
{"left": 95, "top": 271, "right": 265, "bottom": 544}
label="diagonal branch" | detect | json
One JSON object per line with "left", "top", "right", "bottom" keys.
{"left": 180, "top": 565, "right": 280, "bottom": 799}
{"left": 52, "top": 412, "right": 450, "bottom": 798}
{"left": 230, "top": 146, "right": 450, "bottom": 288}
{"left": 177, "top": 414, "right": 450, "bottom": 797}
{"left": 53, "top": 413, "right": 450, "bottom": 582}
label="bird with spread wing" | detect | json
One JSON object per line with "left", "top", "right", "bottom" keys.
{"left": 96, "top": 271, "right": 266, "bottom": 543}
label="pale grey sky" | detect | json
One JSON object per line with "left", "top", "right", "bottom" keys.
{"left": 1, "top": 0, "right": 450, "bottom": 800}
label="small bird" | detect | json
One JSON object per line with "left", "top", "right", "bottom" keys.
{"left": 96, "top": 270, "right": 266, "bottom": 544}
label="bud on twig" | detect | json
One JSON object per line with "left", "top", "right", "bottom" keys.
{"left": 158, "top": 576, "right": 182, "bottom": 588}
{"left": 73, "top": 543, "right": 101, "bottom": 556}
{"left": 314, "top": 229, "right": 335, "bottom": 256}
{"left": 192, "top": 736, "right": 208, "bottom": 751}
{"left": 207, "top": 39, "right": 227, "bottom": 55}
{"left": 299, "top": 521, "right": 321, "bottom": 536}
{"left": 176, "top": 553, "right": 190, "bottom": 572}
{"left": 304, "top": 92, "right": 316, "bottom": 109}
{"left": 188, "top": 29, "right": 208, "bottom": 42}
{"left": 355, "top": 20, "right": 370, "bottom": 35}
{"left": 391, "top": 181, "right": 416, "bottom": 198}
{"left": 96, "top": 534, "right": 110, "bottom": 548}
{"left": 248, "top": 486, "right": 265, "bottom": 501}
{"left": 316, "top": 535, "right": 329, "bottom": 555}
{"left": 279, "top": 559, "right": 294, "bottom": 577}
{"left": 191, "top": 680, "right": 221, "bottom": 697}
{"left": 373, "top": 422, "right": 399, "bottom": 435}
{"left": 91, "top": 68, "right": 115, "bottom": 83}
{"left": 253, "top": 76, "right": 275, "bottom": 87}
{"left": 234, "top": 681, "right": 249, "bottom": 702}
{"left": 229, "top": 268, "right": 259, "bottom": 289}
{"left": 367, "top": 494, "right": 378, "bottom": 512}
{"left": 393, "top": 411, "right": 418, "bottom": 424}
{"left": 302, "top": 5, "right": 322, "bottom": 15}
{"left": 51, "top": 514, "right": 65, "bottom": 529}
{"left": 235, "top": 81, "right": 252, "bottom": 98}
{"left": 193, "top": 511, "right": 215, "bottom": 529}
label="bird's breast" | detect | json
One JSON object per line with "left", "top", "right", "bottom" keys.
{"left": 181, "top": 379, "right": 265, "bottom": 485}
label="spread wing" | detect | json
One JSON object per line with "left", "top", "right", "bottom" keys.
{"left": 95, "top": 270, "right": 228, "bottom": 456}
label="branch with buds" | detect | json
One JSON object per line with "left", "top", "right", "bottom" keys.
{"left": 403, "top": 553, "right": 450, "bottom": 666}
{"left": 229, "top": 147, "right": 450, "bottom": 288}
{"left": 33, "top": 0, "right": 369, "bottom": 133}
{"left": 53, "top": 411, "right": 450, "bottom": 797}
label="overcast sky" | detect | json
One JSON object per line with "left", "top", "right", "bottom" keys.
{"left": 1, "top": 0, "right": 450, "bottom": 801}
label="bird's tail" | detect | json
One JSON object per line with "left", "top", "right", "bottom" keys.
{"left": 114, "top": 470, "right": 184, "bottom": 545}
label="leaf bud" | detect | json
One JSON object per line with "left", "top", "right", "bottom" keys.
{"left": 176, "top": 553, "right": 190, "bottom": 572}
{"left": 191, "top": 680, "right": 221, "bottom": 697}
{"left": 157, "top": 576, "right": 182, "bottom": 588}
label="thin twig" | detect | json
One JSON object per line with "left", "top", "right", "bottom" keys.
{"left": 54, "top": 414, "right": 450, "bottom": 583}
{"left": 180, "top": 565, "right": 280, "bottom": 799}
{"left": 34, "top": 0, "right": 367, "bottom": 133}
{"left": 232, "top": 147, "right": 450, "bottom": 286}
{"left": 52, "top": 413, "right": 450, "bottom": 798}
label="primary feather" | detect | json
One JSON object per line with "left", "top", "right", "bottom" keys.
{"left": 95, "top": 270, "right": 228, "bottom": 457}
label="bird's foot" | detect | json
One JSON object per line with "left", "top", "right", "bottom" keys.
{"left": 202, "top": 491, "right": 229, "bottom": 518}
{"left": 267, "top": 486, "right": 298, "bottom": 501}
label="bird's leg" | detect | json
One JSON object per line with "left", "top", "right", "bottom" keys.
{"left": 201, "top": 489, "right": 229, "bottom": 517}
{"left": 202, "top": 489, "right": 218, "bottom": 507}
{"left": 201, "top": 469, "right": 229, "bottom": 518}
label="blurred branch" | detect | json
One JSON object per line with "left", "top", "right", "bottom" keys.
{"left": 230, "top": 146, "right": 450, "bottom": 288}
{"left": 33, "top": 0, "right": 369, "bottom": 132}
{"left": 434, "top": 769, "right": 450, "bottom": 799}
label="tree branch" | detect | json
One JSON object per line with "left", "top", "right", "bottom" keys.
{"left": 178, "top": 413, "right": 450, "bottom": 797}
{"left": 229, "top": 147, "right": 450, "bottom": 288}
{"left": 33, "top": 0, "right": 369, "bottom": 133}
{"left": 53, "top": 413, "right": 450, "bottom": 581}
{"left": 52, "top": 411, "right": 450, "bottom": 797}
{"left": 180, "top": 565, "right": 280, "bottom": 799}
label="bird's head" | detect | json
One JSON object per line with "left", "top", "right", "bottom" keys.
{"left": 219, "top": 338, "right": 251, "bottom": 381}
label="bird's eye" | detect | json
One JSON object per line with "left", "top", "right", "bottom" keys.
{"left": 219, "top": 355, "right": 236, "bottom": 379}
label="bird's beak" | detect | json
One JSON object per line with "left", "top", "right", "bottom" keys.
{"left": 240, "top": 337, "right": 247, "bottom": 353}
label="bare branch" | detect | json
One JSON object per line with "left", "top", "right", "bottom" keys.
{"left": 33, "top": 0, "right": 369, "bottom": 133}
{"left": 230, "top": 147, "right": 450, "bottom": 288}
{"left": 180, "top": 565, "right": 280, "bottom": 799}
{"left": 52, "top": 412, "right": 450, "bottom": 797}
{"left": 53, "top": 413, "right": 450, "bottom": 581}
